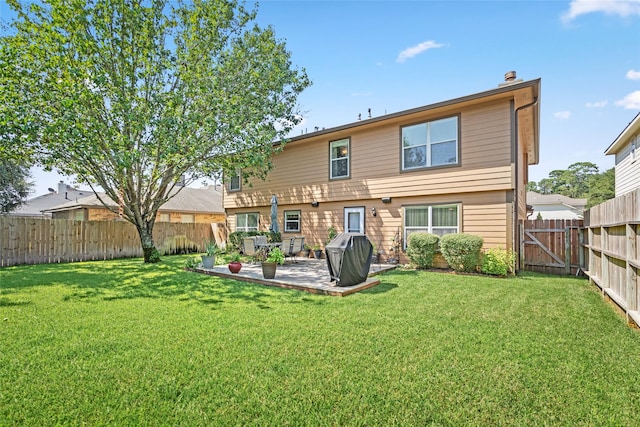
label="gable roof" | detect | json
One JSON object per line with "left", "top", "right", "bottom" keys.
{"left": 43, "top": 185, "right": 223, "bottom": 214}
{"left": 283, "top": 78, "right": 541, "bottom": 165}
{"left": 526, "top": 191, "right": 587, "bottom": 210}
{"left": 605, "top": 112, "right": 640, "bottom": 155}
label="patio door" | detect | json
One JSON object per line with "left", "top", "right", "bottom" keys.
{"left": 344, "top": 207, "right": 365, "bottom": 234}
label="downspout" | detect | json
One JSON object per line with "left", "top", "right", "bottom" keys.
{"left": 513, "top": 96, "right": 539, "bottom": 271}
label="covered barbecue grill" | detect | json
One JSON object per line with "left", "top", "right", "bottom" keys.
{"left": 325, "top": 233, "right": 373, "bottom": 286}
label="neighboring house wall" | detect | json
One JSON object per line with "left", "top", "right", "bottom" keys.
{"left": 225, "top": 77, "right": 540, "bottom": 265}
{"left": 526, "top": 192, "right": 586, "bottom": 220}
{"left": 46, "top": 186, "right": 225, "bottom": 224}
{"left": 605, "top": 112, "right": 640, "bottom": 197}
{"left": 613, "top": 133, "right": 639, "bottom": 197}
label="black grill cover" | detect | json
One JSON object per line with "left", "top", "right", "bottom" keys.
{"left": 325, "top": 233, "right": 373, "bottom": 286}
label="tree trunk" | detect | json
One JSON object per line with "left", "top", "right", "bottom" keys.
{"left": 137, "top": 221, "right": 160, "bottom": 263}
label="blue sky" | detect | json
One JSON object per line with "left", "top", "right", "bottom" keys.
{"left": 3, "top": 0, "right": 639, "bottom": 195}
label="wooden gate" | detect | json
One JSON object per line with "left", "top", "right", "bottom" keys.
{"left": 522, "top": 219, "right": 584, "bottom": 275}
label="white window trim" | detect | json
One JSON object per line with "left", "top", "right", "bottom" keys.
{"left": 330, "top": 138, "right": 350, "bottom": 180}
{"left": 403, "top": 204, "right": 460, "bottom": 248}
{"left": 401, "top": 116, "right": 458, "bottom": 171}
{"left": 236, "top": 212, "right": 259, "bottom": 232}
{"left": 284, "top": 210, "right": 301, "bottom": 233}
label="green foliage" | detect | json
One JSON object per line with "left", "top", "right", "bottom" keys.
{"left": 184, "top": 256, "right": 200, "bottom": 269}
{"left": 0, "top": 158, "right": 33, "bottom": 213}
{"left": 1, "top": 0, "right": 309, "bottom": 261}
{"left": 439, "top": 233, "right": 484, "bottom": 272}
{"left": 254, "top": 246, "right": 285, "bottom": 265}
{"left": 203, "top": 240, "right": 221, "bottom": 256}
{"left": 327, "top": 226, "right": 338, "bottom": 242}
{"left": 147, "top": 247, "right": 161, "bottom": 264}
{"left": 587, "top": 168, "right": 615, "bottom": 208}
{"left": 266, "top": 247, "right": 285, "bottom": 265}
{"left": 481, "top": 247, "right": 516, "bottom": 276}
{"left": 528, "top": 162, "right": 614, "bottom": 208}
{"left": 406, "top": 232, "right": 440, "bottom": 269}
{"left": 228, "top": 252, "right": 241, "bottom": 263}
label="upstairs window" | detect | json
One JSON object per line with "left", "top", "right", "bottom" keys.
{"left": 330, "top": 138, "right": 350, "bottom": 179}
{"left": 402, "top": 116, "right": 458, "bottom": 170}
{"left": 229, "top": 171, "right": 241, "bottom": 192}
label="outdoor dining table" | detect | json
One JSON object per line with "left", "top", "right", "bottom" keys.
{"left": 255, "top": 242, "right": 282, "bottom": 249}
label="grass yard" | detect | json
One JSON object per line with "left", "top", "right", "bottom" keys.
{"left": 1, "top": 255, "right": 640, "bottom": 426}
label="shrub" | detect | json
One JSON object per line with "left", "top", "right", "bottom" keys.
{"left": 481, "top": 247, "right": 516, "bottom": 276}
{"left": 407, "top": 232, "right": 440, "bottom": 269}
{"left": 439, "top": 233, "right": 484, "bottom": 273}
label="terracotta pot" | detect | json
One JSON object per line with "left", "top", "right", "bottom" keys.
{"left": 228, "top": 261, "right": 242, "bottom": 274}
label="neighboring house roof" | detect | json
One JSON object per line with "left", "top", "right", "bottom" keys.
{"left": 43, "top": 185, "right": 223, "bottom": 214}
{"left": 11, "top": 182, "right": 94, "bottom": 217}
{"left": 283, "top": 77, "right": 541, "bottom": 166}
{"left": 605, "top": 112, "right": 640, "bottom": 155}
{"left": 527, "top": 191, "right": 587, "bottom": 211}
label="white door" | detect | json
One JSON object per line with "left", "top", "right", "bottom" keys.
{"left": 344, "top": 207, "right": 365, "bottom": 234}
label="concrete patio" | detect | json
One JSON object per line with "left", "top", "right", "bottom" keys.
{"left": 193, "top": 257, "right": 397, "bottom": 296}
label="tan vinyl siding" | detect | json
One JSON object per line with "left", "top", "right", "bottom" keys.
{"left": 225, "top": 101, "right": 514, "bottom": 209}
{"left": 226, "top": 190, "right": 512, "bottom": 261}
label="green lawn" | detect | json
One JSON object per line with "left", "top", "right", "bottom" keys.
{"left": 2, "top": 256, "right": 640, "bottom": 426}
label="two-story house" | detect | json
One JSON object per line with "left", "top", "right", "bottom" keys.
{"left": 605, "top": 112, "right": 640, "bottom": 197}
{"left": 224, "top": 73, "right": 540, "bottom": 266}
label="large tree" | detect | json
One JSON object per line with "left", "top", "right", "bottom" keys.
{"left": 0, "top": 158, "right": 33, "bottom": 213}
{"left": 0, "top": 0, "right": 310, "bottom": 262}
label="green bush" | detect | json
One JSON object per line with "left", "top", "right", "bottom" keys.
{"left": 481, "top": 247, "right": 516, "bottom": 276}
{"left": 407, "top": 232, "right": 440, "bottom": 269}
{"left": 440, "top": 233, "right": 484, "bottom": 273}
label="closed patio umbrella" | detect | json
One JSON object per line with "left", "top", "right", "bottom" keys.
{"left": 269, "top": 195, "right": 279, "bottom": 233}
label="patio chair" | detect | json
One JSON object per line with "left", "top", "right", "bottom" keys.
{"left": 283, "top": 237, "right": 304, "bottom": 263}
{"left": 242, "top": 238, "right": 257, "bottom": 258}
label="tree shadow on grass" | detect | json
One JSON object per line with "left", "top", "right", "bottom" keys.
{"left": 1, "top": 256, "right": 324, "bottom": 308}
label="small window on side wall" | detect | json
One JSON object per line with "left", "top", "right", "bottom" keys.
{"left": 229, "top": 171, "right": 241, "bottom": 192}
{"left": 284, "top": 210, "right": 301, "bottom": 232}
{"left": 330, "top": 138, "right": 350, "bottom": 179}
{"left": 403, "top": 204, "right": 459, "bottom": 248}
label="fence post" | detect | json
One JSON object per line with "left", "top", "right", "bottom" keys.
{"left": 564, "top": 226, "right": 571, "bottom": 275}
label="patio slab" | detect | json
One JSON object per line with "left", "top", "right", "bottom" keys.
{"left": 193, "top": 257, "right": 397, "bottom": 296}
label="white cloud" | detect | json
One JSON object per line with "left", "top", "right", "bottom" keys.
{"left": 615, "top": 90, "right": 640, "bottom": 109}
{"left": 626, "top": 69, "right": 640, "bottom": 80}
{"left": 396, "top": 40, "right": 444, "bottom": 63}
{"left": 586, "top": 100, "right": 608, "bottom": 108}
{"left": 562, "top": 0, "right": 640, "bottom": 22}
{"left": 554, "top": 111, "right": 571, "bottom": 120}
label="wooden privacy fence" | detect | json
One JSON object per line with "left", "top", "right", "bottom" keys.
{"left": 0, "top": 217, "right": 214, "bottom": 267}
{"left": 583, "top": 188, "right": 640, "bottom": 327}
{"left": 522, "top": 219, "right": 584, "bottom": 275}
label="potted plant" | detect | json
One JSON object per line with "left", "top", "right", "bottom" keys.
{"left": 228, "top": 252, "right": 242, "bottom": 274}
{"left": 201, "top": 240, "right": 220, "bottom": 269}
{"left": 371, "top": 243, "right": 380, "bottom": 264}
{"left": 258, "top": 247, "right": 285, "bottom": 279}
{"left": 301, "top": 244, "right": 311, "bottom": 258}
{"left": 312, "top": 244, "right": 323, "bottom": 259}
